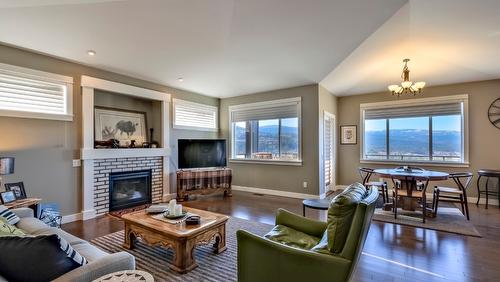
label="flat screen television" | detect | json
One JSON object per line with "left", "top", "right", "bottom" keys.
{"left": 178, "top": 139, "right": 227, "bottom": 169}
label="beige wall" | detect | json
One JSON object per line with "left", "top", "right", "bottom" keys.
{"left": 337, "top": 79, "right": 500, "bottom": 196}
{"left": 220, "top": 84, "right": 321, "bottom": 195}
{"left": 0, "top": 44, "right": 218, "bottom": 215}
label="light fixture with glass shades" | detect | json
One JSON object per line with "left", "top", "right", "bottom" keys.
{"left": 388, "top": 58, "right": 425, "bottom": 96}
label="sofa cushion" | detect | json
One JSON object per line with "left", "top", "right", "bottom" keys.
{"left": 15, "top": 217, "right": 51, "bottom": 234}
{"left": 33, "top": 226, "right": 87, "bottom": 246}
{"left": 264, "top": 224, "right": 321, "bottom": 250}
{"left": 72, "top": 241, "right": 109, "bottom": 262}
{"left": 0, "top": 234, "right": 80, "bottom": 282}
{"left": 0, "top": 206, "right": 20, "bottom": 225}
{"left": 0, "top": 217, "right": 25, "bottom": 237}
{"left": 316, "top": 183, "right": 367, "bottom": 254}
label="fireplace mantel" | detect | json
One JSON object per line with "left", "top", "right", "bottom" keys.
{"left": 81, "top": 148, "right": 171, "bottom": 160}
{"left": 80, "top": 76, "right": 171, "bottom": 220}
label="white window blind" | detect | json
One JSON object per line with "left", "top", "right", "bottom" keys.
{"left": 173, "top": 98, "right": 218, "bottom": 131}
{"left": 364, "top": 102, "right": 463, "bottom": 120}
{"left": 230, "top": 97, "right": 301, "bottom": 122}
{"left": 324, "top": 114, "right": 333, "bottom": 186}
{"left": 0, "top": 63, "right": 73, "bottom": 121}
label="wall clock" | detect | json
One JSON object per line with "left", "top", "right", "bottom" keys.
{"left": 488, "top": 98, "right": 500, "bottom": 129}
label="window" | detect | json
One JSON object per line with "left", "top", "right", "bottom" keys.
{"left": 229, "top": 97, "right": 301, "bottom": 164}
{"left": 173, "top": 98, "right": 218, "bottom": 131}
{"left": 0, "top": 63, "right": 73, "bottom": 121}
{"left": 361, "top": 95, "right": 468, "bottom": 165}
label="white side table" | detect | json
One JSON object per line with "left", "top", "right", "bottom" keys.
{"left": 93, "top": 270, "right": 154, "bottom": 282}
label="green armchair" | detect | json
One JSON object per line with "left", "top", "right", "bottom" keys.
{"left": 237, "top": 184, "right": 378, "bottom": 282}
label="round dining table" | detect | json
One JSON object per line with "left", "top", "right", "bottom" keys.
{"left": 373, "top": 168, "right": 449, "bottom": 212}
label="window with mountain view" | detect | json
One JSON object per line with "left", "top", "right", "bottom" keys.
{"left": 361, "top": 96, "right": 468, "bottom": 164}
{"left": 230, "top": 97, "right": 301, "bottom": 163}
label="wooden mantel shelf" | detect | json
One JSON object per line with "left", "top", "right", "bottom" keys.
{"left": 81, "top": 148, "right": 171, "bottom": 160}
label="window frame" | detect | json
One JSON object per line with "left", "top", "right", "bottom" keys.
{"left": 359, "top": 94, "right": 469, "bottom": 167}
{"left": 172, "top": 98, "right": 218, "bottom": 132}
{"left": 228, "top": 97, "right": 302, "bottom": 166}
{"left": 0, "top": 62, "right": 73, "bottom": 121}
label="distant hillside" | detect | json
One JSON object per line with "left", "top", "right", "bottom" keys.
{"left": 365, "top": 129, "right": 461, "bottom": 156}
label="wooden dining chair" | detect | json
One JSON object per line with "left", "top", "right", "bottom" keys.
{"left": 432, "top": 172, "right": 473, "bottom": 220}
{"left": 358, "top": 167, "right": 388, "bottom": 203}
{"left": 395, "top": 166, "right": 426, "bottom": 190}
{"left": 390, "top": 175, "right": 431, "bottom": 223}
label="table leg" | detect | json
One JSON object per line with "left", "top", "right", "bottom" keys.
{"left": 123, "top": 224, "right": 135, "bottom": 250}
{"left": 213, "top": 224, "right": 227, "bottom": 254}
{"left": 171, "top": 239, "right": 197, "bottom": 274}
{"left": 303, "top": 204, "right": 306, "bottom": 216}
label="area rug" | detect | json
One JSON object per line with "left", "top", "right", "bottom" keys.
{"left": 373, "top": 207, "right": 481, "bottom": 237}
{"left": 91, "top": 217, "right": 272, "bottom": 281}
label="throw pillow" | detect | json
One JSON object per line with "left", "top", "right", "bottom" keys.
{"left": 0, "top": 205, "right": 20, "bottom": 225}
{"left": 0, "top": 217, "right": 25, "bottom": 237}
{"left": 58, "top": 235, "right": 88, "bottom": 266}
{"left": 312, "top": 183, "right": 366, "bottom": 254}
{"left": 0, "top": 234, "right": 80, "bottom": 282}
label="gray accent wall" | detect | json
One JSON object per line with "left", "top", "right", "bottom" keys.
{"left": 220, "top": 84, "right": 321, "bottom": 195}
{"left": 337, "top": 79, "right": 500, "bottom": 196}
{"left": 0, "top": 44, "right": 218, "bottom": 215}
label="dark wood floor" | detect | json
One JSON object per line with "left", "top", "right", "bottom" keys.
{"left": 63, "top": 191, "right": 500, "bottom": 282}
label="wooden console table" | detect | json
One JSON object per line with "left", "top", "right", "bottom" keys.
{"left": 176, "top": 168, "right": 232, "bottom": 201}
{"left": 4, "top": 198, "right": 42, "bottom": 215}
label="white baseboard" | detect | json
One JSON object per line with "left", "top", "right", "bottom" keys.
{"left": 232, "top": 185, "right": 320, "bottom": 199}
{"left": 61, "top": 212, "right": 83, "bottom": 224}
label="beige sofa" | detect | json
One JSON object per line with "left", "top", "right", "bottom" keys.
{"left": 0, "top": 208, "right": 135, "bottom": 282}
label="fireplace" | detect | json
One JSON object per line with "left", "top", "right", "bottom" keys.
{"left": 109, "top": 170, "right": 152, "bottom": 212}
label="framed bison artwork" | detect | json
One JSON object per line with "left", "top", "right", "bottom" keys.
{"left": 95, "top": 107, "right": 147, "bottom": 147}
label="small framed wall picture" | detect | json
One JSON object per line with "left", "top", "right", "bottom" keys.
{"left": 0, "top": 191, "right": 16, "bottom": 204}
{"left": 5, "top": 182, "right": 27, "bottom": 200}
{"left": 340, "top": 125, "right": 357, "bottom": 145}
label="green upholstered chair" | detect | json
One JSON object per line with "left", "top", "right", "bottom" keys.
{"left": 237, "top": 184, "right": 378, "bottom": 282}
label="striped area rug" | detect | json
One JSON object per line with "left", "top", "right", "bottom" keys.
{"left": 91, "top": 217, "right": 272, "bottom": 282}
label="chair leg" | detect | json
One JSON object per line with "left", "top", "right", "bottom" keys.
{"left": 434, "top": 190, "right": 440, "bottom": 216}
{"left": 463, "top": 192, "right": 470, "bottom": 221}
{"left": 422, "top": 194, "right": 426, "bottom": 224}
{"left": 303, "top": 204, "right": 306, "bottom": 217}
{"left": 460, "top": 195, "right": 465, "bottom": 215}
{"left": 476, "top": 176, "right": 481, "bottom": 206}
{"left": 394, "top": 192, "right": 398, "bottom": 219}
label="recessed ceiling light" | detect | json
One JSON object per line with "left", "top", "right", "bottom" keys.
{"left": 87, "top": 50, "right": 96, "bottom": 56}
{"left": 178, "top": 77, "right": 184, "bottom": 82}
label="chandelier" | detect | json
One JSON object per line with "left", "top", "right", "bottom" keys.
{"left": 388, "top": 59, "right": 425, "bottom": 96}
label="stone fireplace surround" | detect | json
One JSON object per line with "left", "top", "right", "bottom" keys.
{"left": 80, "top": 76, "right": 171, "bottom": 221}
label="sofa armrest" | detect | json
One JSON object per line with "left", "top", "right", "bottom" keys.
{"left": 275, "top": 208, "right": 327, "bottom": 238}
{"left": 53, "top": 251, "right": 135, "bottom": 282}
{"left": 237, "top": 230, "right": 351, "bottom": 282}
{"left": 11, "top": 208, "right": 34, "bottom": 218}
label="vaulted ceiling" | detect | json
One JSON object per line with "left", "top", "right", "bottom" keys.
{"left": 1, "top": 0, "right": 499, "bottom": 98}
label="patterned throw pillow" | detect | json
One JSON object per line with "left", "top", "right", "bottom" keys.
{"left": 57, "top": 235, "right": 88, "bottom": 266}
{"left": 0, "top": 205, "right": 20, "bottom": 225}
{"left": 0, "top": 217, "right": 25, "bottom": 237}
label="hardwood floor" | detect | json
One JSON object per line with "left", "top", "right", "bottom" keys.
{"left": 62, "top": 191, "right": 500, "bottom": 281}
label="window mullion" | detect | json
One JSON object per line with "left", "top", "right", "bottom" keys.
{"left": 278, "top": 119, "right": 282, "bottom": 158}
{"left": 386, "top": 119, "right": 390, "bottom": 160}
{"left": 429, "top": 116, "right": 433, "bottom": 161}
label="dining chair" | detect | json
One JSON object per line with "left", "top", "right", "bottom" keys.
{"left": 390, "top": 175, "right": 431, "bottom": 223}
{"left": 432, "top": 172, "right": 473, "bottom": 220}
{"left": 358, "top": 167, "right": 388, "bottom": 203}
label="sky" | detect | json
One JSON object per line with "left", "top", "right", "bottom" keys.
{"left": 366, "top": 115, "right": 461, "bottom": 131}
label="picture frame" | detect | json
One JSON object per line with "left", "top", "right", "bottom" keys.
{"left": 0, "top": 191, "right": 16, "bottom": 204}
{"left": 94, "top": 107, "right": 148, "bottom": 147}
{"left": 340, "top": 125, "right": 357, "bottom": 145}
{"left": 5, "top": 182, "right": 27, "bottom": 199}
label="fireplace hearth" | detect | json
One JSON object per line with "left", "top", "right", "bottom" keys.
{"left": 109, "top": 170, "right": 152, "bottom": 212}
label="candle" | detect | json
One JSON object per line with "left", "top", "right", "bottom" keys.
{"left": 168, "top": 199, "right": 176, "bottom": 215}
{"left": 174, "top": 204, "right": 183, "bottom": 216}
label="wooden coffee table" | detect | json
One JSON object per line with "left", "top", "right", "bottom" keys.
{"left": 121, "top": 206, "right": 229, "bottom": 273}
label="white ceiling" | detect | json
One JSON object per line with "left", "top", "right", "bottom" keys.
{"left": 1, "top": 0, "right": 498, "bottom": 98}
{"left": 0, "top": 0, "right": 406, "bottom": 97}
{"left": 321, "top": 0, "right": 500, "bottom": 96}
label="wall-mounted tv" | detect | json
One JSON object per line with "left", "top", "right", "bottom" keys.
{"left": 178, "top": 139, "right": 227, "bottom": 169}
